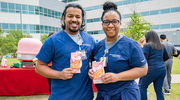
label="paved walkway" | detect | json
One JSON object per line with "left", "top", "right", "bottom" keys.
{"left": 171, "top": 74, "right": 180, "bottom": 83}
{"left": 135, "top": 74, "right": 180, "bottom": 83}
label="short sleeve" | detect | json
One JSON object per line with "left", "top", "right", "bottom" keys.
{"left": 164, "top": 47, "right": 167, "bottom": 53}
{"left": 36, "top": 37, "right": 54, "bottom": 64}
{"left": 172, "top": 45, "right": 177, "bottom": 52}
{"left": 143, "top": 45, "right": 150, "bottom": 54}
{"left": 129, "top": 42, "right": 147, "bottom": 68}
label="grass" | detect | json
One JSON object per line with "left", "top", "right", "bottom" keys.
{"left": 172, "top": 57, "right": 180, "bottom": 74}
{"left": 6, "top": 58, "right": 20, "bottom": 67}
{"left": 0, "top": 57, "right": 180, "bottom": 100}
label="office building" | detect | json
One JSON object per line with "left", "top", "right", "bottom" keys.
{"left": 0, "top": 0, "right": 180, "bottom": 47}
{"left": 67, "top": 0, "right": 180, "bottom": 46}
{"left": 0, "top": 0, "right": 66, "bottom": 39}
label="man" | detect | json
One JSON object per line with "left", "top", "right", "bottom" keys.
{"left": 160, "top": 34, "right": 177, "bottom": 95}
{"left": 35, "top": 3, "right": 95, "bottom": 100}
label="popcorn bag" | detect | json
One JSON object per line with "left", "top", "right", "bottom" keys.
{"left": 92, "top": 61, "right": 104, "bottom": 84}
{"left": 70, "top": 52, "right": 82, "bottom": 73}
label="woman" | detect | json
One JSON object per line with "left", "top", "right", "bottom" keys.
{"left": 139, "top": 30, "right": 169, "bottom": 100}
{"left": 88, "top": 2, "right": 148, "bottom": 100}
{"left": 138, "top": 37, "right": 146, "bottom": 48}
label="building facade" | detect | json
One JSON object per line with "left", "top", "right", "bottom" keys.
{"left": 69, "top": 0, "right": 180, "bottom": 46}
{"left": 0, "top": 0, "right": 66, "bottom": 39}
{"left": 0, "top": 0, "right": 180, "bottom": 47}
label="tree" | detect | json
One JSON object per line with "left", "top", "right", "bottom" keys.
{"left": 24, "top": 33, "right": 33, "bottom": 38}
{"left": 0, "top": 28, "right": 5, "bottom": 60}
{"left": 6, "top": 29, "right": 26, "bottom": 47}
{"left": 41, "top": 34, "right": 48, "bottom": 43}
{"left": 0, "top": 29, "right": 25, "bottom": 61}
{"left": 121, "top": 11, "right": 152, "bottom": 41}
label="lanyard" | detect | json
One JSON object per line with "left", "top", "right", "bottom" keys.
{"left": 103, "top": 49, "right": 109, "bottom": 57}
{"left": 103, "top": 35, "right": 122, "bottom": 57}
{"left": 77, "top": 34, "right": 83, "bottom": 50}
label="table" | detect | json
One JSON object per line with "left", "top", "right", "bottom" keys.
{"left": 0, "top": 68, "right": 50, "bottom": 96}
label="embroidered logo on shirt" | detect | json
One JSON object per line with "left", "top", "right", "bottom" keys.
{"left": 110, "top": 54, "right": 121, "bottom": 58}
{"left": 141, "top": 59, "right": 146, "bottom": 62}
{"left": 82, "top": 44, "right": 91, "bottom": 46}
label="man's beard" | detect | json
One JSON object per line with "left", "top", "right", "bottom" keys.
{"left": 68, "top": 27, "right": 80, "bottom": 33}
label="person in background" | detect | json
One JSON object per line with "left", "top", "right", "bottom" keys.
{"left": 88, "top": 2, "right": 148, "bottom": 100}
{"left": 160, "top": 34, "right": 177, "bottom": 94}
{"left": 46, "top": 32, "right": 54, "bottom": 93}
{"left": 35, "top": 3, "right": 95, "bottom": 100}
{"left": 138, "top": 37, "right": 146, "bottom": 48}
{"left": 139, "top": 31, "right": 169, "bottom": 100}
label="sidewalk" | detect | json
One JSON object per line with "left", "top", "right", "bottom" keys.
{"left": 135, "top": 74, "right": 180, "bottom": 83}
{"left": 171, "top": 74, "right": 180, "bottom": 83}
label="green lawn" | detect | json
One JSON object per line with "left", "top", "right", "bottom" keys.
{"left": 0, "top": 57, "right": 179, "bottom": 100}
{"left": 5, "top": 57, "right": 180, "bottom": 74}
{"left": 172, "top": 57, "right": 180, "bottom": 74}
{"left": 6, "top": 58, "right": 20, "bottom": 67}
{"left": 1, "top": 83, "right": 180, "bottom": 100}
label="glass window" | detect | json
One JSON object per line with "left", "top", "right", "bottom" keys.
{"left": 2, "top": 23, "right": 8, "bottom": 29}
{"left": 151, "top": 25, "right": 159, "bottom": 29}
{"left": 58, "top": 28, "right": 61, "bottom": 31}
{"left": 45, "top": 26, "right": 48, "bottom": 32}
{"left": 8, "top": 3, "right": 14, "bottom": 9}
{"left": 22, "top": 5, "right": 29, "bottom": 14}
{"left": 29, "top": 5, "right": 35, "bottom": 14}
{"left": 40, "top": 7, "right": 43, "bottom": 15}
{"left": 116, "top": 1, "right": 122, "bottom": 6}
{"left": 36, "top": 25, "right": 40, "bottom": 33}
{"left": 93, "top": 6, "right": 99, "bottom": 10}
{"left": 48, "top": 9, "right": 52, "bottom": 17}
{"left": 171, "top": 23, "right": 180, "bottom": 28}
{"left": 141, "top": 11, "right": 149, "bottom": 16}
{"left": 56, "top": 27, "right": 59, "bottom": 32}
{"left": 44, "top": 8, "right": 48, "bottom": 16}
{"left": 22, "top": 5, "right": 28, "bottom": 11}
{"left": 171, "top": 7, "right": 180, "bottom": 13}
{"left": 87, "top": 19, "right": 91, "bottom": 23}
{"left": 58, "top": 12, "right": 61, "bottom": 19}
{"left": 94, "top": 18, "right": 100, "bottom": 22}
{"left": 49, "top": 26, "right": 52, "bottom": 31}
{"left": 16, "top": 4, "right": 21, "bottom": 12}
{"left": 160, "top": 24, "right": 170, "bottom": 29}
{"left": 160, "top": 8, "right": 170, "bottom": 14}
{"left": 94, "top": 31, "right": 99, "bottom": 34}
{"left": 30, "top": 25, "right": 35, "bottom": 33}
{"left": 16, "top": 24, "right": 21, "bottom": 30}
{"left": 1, "top": 2, "right": 8, "bottom": 12}
{"left": 123, "top": 0, "right": 130, "bottom": 5}
{"left": 52, "top": 10, "right": 55, "bottom": 18}
{"left": 55, "top": 11, "right": 58, "bottom": 18}
{"left": 123, "top": 14, "right": 130, "bottom": 18}
{"left": 150, "top": 10, "right": 159, "bottom": 15}
{"left": 23, "top": 30, "right": 29, "bottom": 33}
{"left": 87, "top": 31, "right": 93, "bottom": 35}
{"left": 30, "top": 24, "right": 35, "bottom": 31}
{"left": 52, "top": 27, "right": 55, "bottom": 31}
{"left": 8, "top": 3, "right": 15, "bottom": 13}
{"left": 35, "top": 6, "right": 40, "bottom": 15}
{"left": 10, "top": 24, "right": 15, "bottom": 29}
{"left": 23, "top": 24, "right": 29, "bottom": 31}
{"left": 40, "top": 25, "right": 45, "bottom": 33}
{"left": 131, "top": 0, "right": 140, "bottom": 3}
